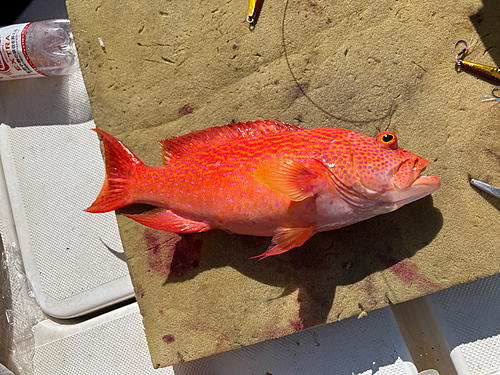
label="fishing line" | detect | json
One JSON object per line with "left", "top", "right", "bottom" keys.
{"left": 281, "top": 0, "right": 395, "bottom": 126}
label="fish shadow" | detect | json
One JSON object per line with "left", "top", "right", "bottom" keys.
{"left": 159, "top": 196, "right": 442, "bottom": 330}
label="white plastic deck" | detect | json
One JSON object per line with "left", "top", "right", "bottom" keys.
{"left": 32, "top": 302, "right": 417, "bottom": 375}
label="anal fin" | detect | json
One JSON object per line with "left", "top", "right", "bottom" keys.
{"left": 251, "top": 226, "right": 315, "bottom": 260}
{"left": 124, "top": 209, "right": 210, "bottom": 233}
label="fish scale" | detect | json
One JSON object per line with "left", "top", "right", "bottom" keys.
{"left": 86, "top": 120, "right": 440, "bottom": 259}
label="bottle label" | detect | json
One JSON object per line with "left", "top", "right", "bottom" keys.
{"left": 0, "top": 22, "right": 47, "bottom": 80}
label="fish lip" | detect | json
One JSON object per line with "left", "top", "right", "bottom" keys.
{"left": 411, "top": 174, "right": 441, "bottom": 188}
{"left": 390, "top": 174, "right": 441, "bottom": 205}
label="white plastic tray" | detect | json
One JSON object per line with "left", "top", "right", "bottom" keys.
{"left": 0, "top": 120, "right": 133, "bottom": 318}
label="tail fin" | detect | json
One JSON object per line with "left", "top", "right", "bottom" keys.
{"left": 85, "top": 129, "right": 146, "bottom": 213}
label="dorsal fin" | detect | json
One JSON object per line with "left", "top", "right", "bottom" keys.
{"left": 158, "top": 119, "right": 303, "bottom": 164}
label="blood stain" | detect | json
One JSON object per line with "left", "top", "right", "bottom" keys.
{"left": 390, "top": 260, "right": 440, "bottom": 292}
{"left": 263, "top": 321, "right": 295, "bottom": 341}
{"left": 289, "top": 318, "right": 303, "bottom": 331}
{"left": 169, "top": 235, "right": 203, "bottom": 278}
{"left": 135, "top": 285, "right": 145, "bottom": 298}
{"left": 178, "top": 104, "right": 196, "bottom": 116}
{"left": 216, "top": 332, "right": 231, "bottom": 350}
{"left": 162, "top": 334, "right": 175, "bottom": 344}
{"left": 307, "top": 0, "right": 323, "bottom": 13}
{"left": 142, "top": 229, "right": 202, "bottom": 279}
{"left": 143, "top": 229, "right": 180, "bottom": 278}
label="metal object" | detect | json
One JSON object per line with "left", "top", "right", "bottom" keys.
{"left": 470, "top": 178, "right": 500, "bottom": 199}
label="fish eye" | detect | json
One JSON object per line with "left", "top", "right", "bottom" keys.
{"left": 382, "top": 134, "right": 393, "bottom": 142}
{"left": 376, "top": 131, "right": 398, "bottom": 149}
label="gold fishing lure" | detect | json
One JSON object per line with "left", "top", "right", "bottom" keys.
{"left": 455, "top": 39, "right": 500, "bottom": 82}
{"left": 247, "top": 0, "right": 262, "bottom": 23}
{"left": 457, "top": 60, "right": 500, "bottom": 82}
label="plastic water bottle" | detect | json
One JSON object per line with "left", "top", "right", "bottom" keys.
{"left": 0, "top": 19, "right": 79, "bottom": 80}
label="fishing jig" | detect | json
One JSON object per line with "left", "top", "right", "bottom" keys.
{"left": 247, "top": 0, "right": 263, "bottom": 23}
{"left": 455, "top": 39, "right": 500, "bottom": 82}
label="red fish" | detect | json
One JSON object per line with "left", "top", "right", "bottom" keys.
{"left": 86, "top": 120, "right": 440, "bottom": 259}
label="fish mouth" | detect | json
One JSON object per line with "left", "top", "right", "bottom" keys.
{"left": 409, "top": 174, "right": 441, "bottom": 193}
{"left": 389, "top": 172, "right": 441, "bottom": 206}
{"left": 379, "top": 157, "right": 440, "bottom": 205}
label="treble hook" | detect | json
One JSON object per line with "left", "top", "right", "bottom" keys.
{"left": 454, "top": 39, "right": 469, "bottom": 65}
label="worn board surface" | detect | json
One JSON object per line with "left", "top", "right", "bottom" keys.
{"left": 67, "top": 0, "right": 500, "bottom": 368}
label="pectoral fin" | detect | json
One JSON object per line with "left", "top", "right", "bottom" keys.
{"left": 253, "top": 159, "right": 319, "bottom": 202}
{"left": 124, "top": 208, "right": 210, "bottom": 233}
{"left": 251, "top": 226, "right": 315, "bottom": 260}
